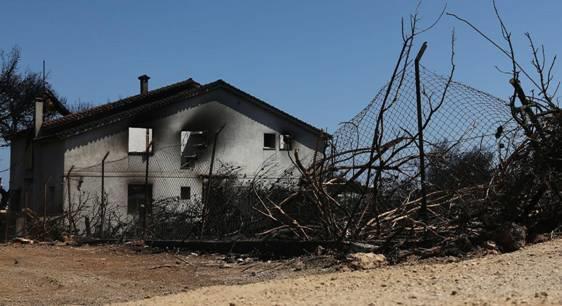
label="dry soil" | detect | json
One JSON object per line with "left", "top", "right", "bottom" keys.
{"left": 118, "top": 239, "right": 562, "bottom": 306}
{"left": 1, "top": 239, "right": 561, "bottom": 305}
{"left": 0, "top": 243, "right": 326, "bottom": 305}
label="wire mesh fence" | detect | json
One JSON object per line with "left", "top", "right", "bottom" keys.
{"left": 240, "top": 58, "right": 539, "bottom": 246}
{"left": 332, "top": 64, "right": 523, "bottom": 188}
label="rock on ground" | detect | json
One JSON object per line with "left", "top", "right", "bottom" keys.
{"left": 346, "top": 252, "right": 387, "bottom": 270}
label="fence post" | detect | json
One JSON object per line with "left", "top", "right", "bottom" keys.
{"left": 66, "top": 166, "right": 74, "bottom": 233}
{"left": 100, "top": 151, "right": 110, "bottom": 238}
{"left": 43, "top": 182, "right": 47, "bottom": 232}
{"left": 415, "top": 42, "right": 428, "bottom": 218}
{"left": 3, "top": 210, "right": 7, "bottom": 242}
{"left": 43, "top": 176, "right": 51, "bottom": 233}
{"left": 143, "top": 133, "right": 152, "bottom": 240}
{"left": 200, "top": 124, "right": 225, "bottom": 237}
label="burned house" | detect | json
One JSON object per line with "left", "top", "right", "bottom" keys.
{"left": 8, "top": 76, "right": 324, "bottom": 233}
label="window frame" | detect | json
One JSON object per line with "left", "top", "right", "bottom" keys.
{"left": 263, "top": 133, "right": 276, "bottom": 150}
{"left": 279, "top": 133, "right": 293, "bottom": 151}
{"left": 128, "top": 127, "right": 154, "bottom": 155}
{"left": 127, "top": 184, "right": 153, "bottom": 215}
{"left": 45, "top": 185, "right": 62, "bottom": 216}
{"left": 180, "top": 130, "right": 207, "bottom": 169}
{"left": 9, "top": 189, "right": 21, "bottom": 211}
{"left": 180, "top": 186, "right": 191, "bottom": 200}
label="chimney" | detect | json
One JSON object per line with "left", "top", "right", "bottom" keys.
{"left": 34, "top": 97, "right": 44, "bottom": 137}
{"left": 138, "top": 74, "right": 150, "bottom": 95}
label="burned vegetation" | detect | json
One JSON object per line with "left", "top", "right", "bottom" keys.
{"left": 240, "top": 7, "right": 562, "bottom": 261}
{"left": 4, "top": 4, "right": 562, "bottom": 264}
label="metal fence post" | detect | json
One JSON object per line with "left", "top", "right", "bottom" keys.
{"left": 43, "top": 176, "right": 51, "bottom": 232}
{"left": 200, "top": 125, "right": 225, "bottom": 237}
{"left": 100, "top": 151, "right": 110, "bottom": 238}
{"left": 415, "top": 42, "right": 428, "bottom": 218}
{"left": 143, "top": 131, "right": 152, "bottom": 240}
{"left": 66, "top": 166, "right": 74, "bottom": 233}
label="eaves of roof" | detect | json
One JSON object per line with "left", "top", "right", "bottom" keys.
{"left": 33, "top": 79, "right": 326, "bottom": 140}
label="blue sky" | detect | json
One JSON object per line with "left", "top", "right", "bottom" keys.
{"left": 1, "top": 1, "right": 561, "bottom": 185}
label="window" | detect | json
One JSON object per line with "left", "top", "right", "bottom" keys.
{"left": 24, "top": 179, "right": 32, "bottom": 210}
{"left": 180, "top": 131, "right": 191, "bottom": 154}
{"left": 181, "top": 130, "right": 207, "bottom": 168}
{"left": 8, "top": 189, "right": 21, "bottom": 211}
{"left": 49, "top": 186, "right": 55, "bottom": 206}
{"left": 128, "top": 127, "right": 153, "bottom": 154}
{"left": 180, "top": 186, "right": 191, "bottom": 200}
{"left": 24, "top": 145, "right": 33, "bottom": 170}
{"left": 46, "top": 186, "right": 62, "bottom": 215}
{"left": 279, "top": 134, "right": 292, "bottom": 150}
{"left": 263, "top": 133, "right": 276, "bottom": 150}
{"left": 127, "top": 184, "right": 153, "bottom": 215}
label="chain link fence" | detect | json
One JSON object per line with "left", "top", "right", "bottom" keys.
{"left": 333, "top": 64, "right": 523, "bottom": 192}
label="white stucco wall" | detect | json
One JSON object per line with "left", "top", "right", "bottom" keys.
{"left": 61, "top": 89, "right": 321, "bottom": 222}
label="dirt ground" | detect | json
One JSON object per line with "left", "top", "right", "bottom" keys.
{"left": 118, "top": 239, "right": 562, "bottom": 306}
{"left": 0, "top": 239, "right": 561, "bottom": 306}
{"left": 0, "top": 242, "right": 334, "bottom": 305}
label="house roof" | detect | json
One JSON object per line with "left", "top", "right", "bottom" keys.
{"left": 40, "top": 78, "right": 201, "bottom": 135}
{"left": 34, "top": 78, "right": 325, "bottom": 140}
{"left": 44, "top": 89, "right": 71, "bottom": 116}
{"left": 4, "top": 89, "right": 71, "bottom": 141}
